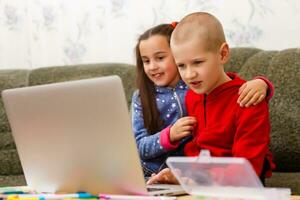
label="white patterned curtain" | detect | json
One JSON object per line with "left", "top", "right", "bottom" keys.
{"left": 0, "top": 0, "right": 299, "bottom": 69}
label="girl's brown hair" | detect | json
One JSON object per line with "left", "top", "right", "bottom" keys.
{"left": 135, "top": 24, "right": 174, "bottom": 135}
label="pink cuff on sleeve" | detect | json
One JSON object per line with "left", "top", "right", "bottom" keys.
{"left": 160, "top": 125, "right": 180, "bottom": 151}
{"left": 254, "top": 76, "right": 275, "bottom": 101}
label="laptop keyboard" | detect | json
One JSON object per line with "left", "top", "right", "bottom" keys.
{"left": 147, "top": 187, "right": 168, "bottom": 192}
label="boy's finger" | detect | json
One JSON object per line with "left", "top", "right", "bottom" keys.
{"left": 146, "top": 177, "right": 154, "bottom": 185}
{"left": 239, "top": 89, "right": 255, "bottom": 107}
{"left": 151, "top": 169, "right": 169, "bottom": 183}
{"left": 237, "top": 87, "right": 250, "bottom": 104}
{"left": 147, "top": 175, "right": 159, "bottom": 185}
{"left": 245, "top": 93, "right": 260, "bottom": 107}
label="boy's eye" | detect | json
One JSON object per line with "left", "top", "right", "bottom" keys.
{"left": 194, "top": 60, "right": 203, "bottom": 65}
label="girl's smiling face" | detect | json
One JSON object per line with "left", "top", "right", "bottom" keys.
{"left": 139, "top": 35, "right": 180, "bottom": 87}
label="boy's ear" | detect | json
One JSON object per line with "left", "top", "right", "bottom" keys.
{"left": 219, "top": 43, "right": 230, "bottom": 64}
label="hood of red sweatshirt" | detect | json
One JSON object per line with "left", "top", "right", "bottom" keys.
{"left": 187, "top": 72, "right": 246, "bottom": 102}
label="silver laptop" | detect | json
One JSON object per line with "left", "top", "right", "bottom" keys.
{"left": 2, "top": 75, "right": 184, "bottom": 196}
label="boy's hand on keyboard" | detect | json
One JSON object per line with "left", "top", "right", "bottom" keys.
{"left": 146, "top": 168, "right": 179, "bottom": 185}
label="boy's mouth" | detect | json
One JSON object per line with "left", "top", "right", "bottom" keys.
{"left": 189, "top": 81, "right": 203, "bottom": 87}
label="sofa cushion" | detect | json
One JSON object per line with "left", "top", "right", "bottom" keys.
{"left": 238, "top": 50, "right": 278, "bottom": 77}
{"left": 28, "top": 63, "right": 136, "bottom": 108}
{"left": 0, "top": 175, "right": 26, "bottom": 187}
{"left": 0, "top": 132, "right": 16, "bottom": 150}
{"left": 266, "top": 172, "right": 300, "bottom": 195}
{"left": 225, "top": 48, "right": 262, "bottom": 72}
{"left": 0, "top": 149, "right": 23, "bottom": 175}
{"left": 266, "top": 49, "right": 300, "bottom": 172}
{"left": 237, "top": 49, "right": 300, "bottom": 172}
{"left": 0, "top": 70, "right": 29, "bottom": 133}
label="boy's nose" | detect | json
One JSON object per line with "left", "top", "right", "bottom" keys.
{"left": 185, "top": 68, "right": 197, "bottom": 80}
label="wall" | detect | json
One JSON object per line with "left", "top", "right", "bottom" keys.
{"left": 0, "top": 0, "right": 299, "bottom": 69}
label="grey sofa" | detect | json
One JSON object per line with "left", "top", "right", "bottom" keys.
{"left": 0, "top": 48, "right": 299, "bottom": 194}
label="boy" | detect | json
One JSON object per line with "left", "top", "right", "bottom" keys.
{"left": 147, "top": 12, "right": 275, "bottom": 185}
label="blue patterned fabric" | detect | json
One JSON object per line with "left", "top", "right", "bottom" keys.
{"left": 131, "top": 80, "right": 191, "bottom": 176}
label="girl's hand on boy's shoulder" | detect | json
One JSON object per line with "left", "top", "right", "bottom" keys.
{"left": 170, "top": 117, "right": 197, "bottom": 143}
{"left": 238, "top": 79, "right": 268, "bottom": 108}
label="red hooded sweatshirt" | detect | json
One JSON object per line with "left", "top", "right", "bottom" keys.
{"left": 184, "top": 73, "right": 275, "bottom": 177}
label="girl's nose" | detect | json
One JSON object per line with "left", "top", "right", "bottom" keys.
{"left": 149, "top": 62, "right": 159, "bottom": 71}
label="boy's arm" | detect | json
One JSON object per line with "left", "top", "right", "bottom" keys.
{"left": 233, "top": 100, "right": 271, "bottom": 176}
{"left": 131, "top": 91, "right": 176, "bottom": 160}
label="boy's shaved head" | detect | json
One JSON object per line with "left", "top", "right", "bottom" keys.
{"left": 171, "top": 12, "right": 226, "bottom": 52}
{"left": 170, "top": 12, "right": 231, "bottom": 95}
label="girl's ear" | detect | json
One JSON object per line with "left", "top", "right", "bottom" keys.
{"left": 219, "top": 42, "right": 230, "bottom": 64}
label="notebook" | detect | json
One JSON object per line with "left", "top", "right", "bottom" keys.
{"left": 2, "top": 75, "right": 184, "bottom": 196}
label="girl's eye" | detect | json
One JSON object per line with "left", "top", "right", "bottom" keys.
{"left": 142, "top": 60, "right": 149, "bottom": 64}
{"left": 158, "top": 56, "right": 164, "bottom": 61}
{"left": 177, "top": 64, "right": 185, "bottom": 69}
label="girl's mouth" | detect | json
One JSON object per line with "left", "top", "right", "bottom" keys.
{"left": 152, "top": 73, "right": 164, "bottom": 78}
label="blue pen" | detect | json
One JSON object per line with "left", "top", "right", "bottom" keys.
{"left": 3, "top": 191, "right": 25, "bottom": 195}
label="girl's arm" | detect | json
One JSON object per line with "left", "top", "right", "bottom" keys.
{"left": 238, "top": 76, "right": 274, "bottom": 107}
{"left": 254, "top": 76, "right": 274, "bottom": 100}
{"left": 131, "top": 91, "right": 173, "bottom": 160}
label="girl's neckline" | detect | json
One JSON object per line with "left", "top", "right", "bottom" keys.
{"left": 155, "top": 79, "right": 187, "bottom": 93}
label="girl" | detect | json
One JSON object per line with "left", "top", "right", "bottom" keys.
{"left": 131, "top": 23, "right": 274, "bottom": 178}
